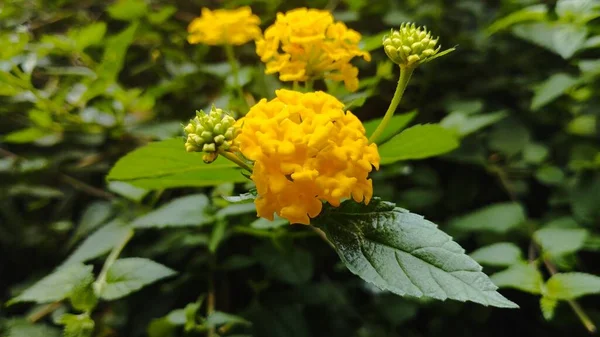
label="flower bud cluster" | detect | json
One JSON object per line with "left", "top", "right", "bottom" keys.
{"left": 383, "top": 23, "right": 441, "bottom": 67}
{"left": 183, "top": 106, "right": 239, "bottom": 163}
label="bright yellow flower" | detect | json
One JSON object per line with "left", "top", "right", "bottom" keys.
{"left": 256, "top": 8, "right": 371, "bottom": 92}
{"left": 187, "top": 7, "right": 261, "bottom": 46}
{"left": 235, "top": 89, "right": 380, "bottom": 225}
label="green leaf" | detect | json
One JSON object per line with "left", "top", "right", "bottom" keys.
{"left": 57, "top": 313, "right": 94, "bottom": 337}
{"left": 4, "top": 320, "right": 61, "bottom": 337}
{"left": 488, "top": 119, "right": 530, "bottom": 156}
{"left": 363, "top": 110, "right": 417, "bottom": 144}
{"left": 540, "top": 296, "right": 558, "bottom": 320}
{"left": 70, "top": 22, "right": 106, "bottom": 50}
{"left": 107, "top": 0, "right": 148, "bottom": 21}
{"left": 440, "top": 111, "right": 507, "bottom": 137}
{"left": 450, "top": 202, "right": 526, "bottom": 233}
{"left": 512, "top": 23, "right": 588, "bottom": 59}
{"left": 3, "top": 127, "right": 50, "bottom": 144}
{"left": 470, "top": 242, "right": 524, "bottom": 267}
{"left": 490, "top": 263, "right": 544, "bottom": 294}
{"left": 100, "top": 257, "right": 177, "bottom": 300}
{"left": 215, "top": 203, "right": 257, "bottom": 219}
{"left": 535, "top": 166, "right": 565, "bottom": 185}
{"left": 531, "top": 73, "right": 579, "bottom": 110}
{"left": 523, "top": 142, "right": 549, "bottom": 164}
{"left": 534, "top": 228, "right": 589, "bottom": 257}
{"left": 70, "top": 201, "right": 115, "bottom": 246}
{"left": 107, "top": 139, "right": 247, "bottom": 189}
{"left": 107, "top": 181, "right": 149, "bottom": 202}
{"left": 253, "top": 244, "right": 314, "bottom": 285}
{"left": 95, "top": 22, "right": 138, "bottom": 84}
{"left": 378, "top": 124, "right": 460, "bottom": 165}
{"left": 314, "top": 199, "right": 518, "bottom": 308}
{"left": 546, "top": 273, "right": 600, "bottom": 300}
{"left": 63, "top": 220, "right": 132, "bottom": 266}
{"left": 486, "top": 4, "right": 547, "bottom": 35}
{"left": 206, "top": 311, "right": 251, "bottom": 328}
{"left": 567, "top": 115, "right": 596, "bottom": 136}
{"left": 69, "top": 275, "right": 98, "bottom": 312}
{"left": 9, "top": 264, "right": 94, "bottom": 305}
{"left": 131, "top": 194, "right": 212, "bottom": 228}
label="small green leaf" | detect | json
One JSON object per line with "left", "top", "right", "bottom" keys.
{"left": 490, "top": 263, "right": 544, "bottom": 294}
{"left": 206, "top": 311, "right": 251, "bottom": 328}
{"left": 63, "top": 220, "right": 132, "bottom": 266}
{"left": 107, "top": 0, "right": 148, "bottom": 21}
{"left": 216, "top": 203, "right": 257, "bottom": 219}
{"left": 531, "top": 73, "right": 580, "bottom": 110}
{"left": 486, "top": 4, "right": 547, "bottom": 35}
{"left": 546, "top": 273, "right": 600, "bottom": 300}
{"left": 3, "top": 127, "right": 50, "bottom": 144}
{"left": 470, "top": 242, "right": 524, "bottom": 267}
{"left": 314, "top": 199, "right": 518, "bottom": 308}
{"left": 378, "top": 124, "right": 460, "bottom": 165}
{"left": 567, "top": 115, "right": 596, "bottom": 136}
{"left": 488, "top": 119, "right": 530, "bottom": 156}
{"left": 131, "top": 194, "right": 212, "bottom": 228}
{"left": 222, "top": 193, "right": 256, "bottom": 203}
{"left": 363, "top": 110, "right": 417, "bottom": 144}
{"left": 540, "top": 296, "right": 558, "bottom": 320}
{"left": 69, "top": 275, "right": 98, "bottom": 312}
{"left": 100, "top": 258, "right": 177, "bottom": 300}
{"left": 523, "top": 142, "right": 549, "bottom": 164}
{"left": 535, "top": 166, "right": 565, "bottom": 185}
{"left": 70, "top": 22, "right": 106, "bottom": 50}
{"left": 450, "top": 202, "right": 526, "bottom": 233}
{"left": 57, "top": 313, "right": 95, "bottom": 337}
{"left": 70, "top": 201, "right": 115, "bottom": 246}
{"left": 4, "top": 320, "right": 61, "bottom": 337}
{"left": 107, "top": 181, "right": 149, "bottom": 202}
{"left": 534, "top": 227, "right": 589, "bottom": 257}
{"left": 107, "top": 139, "right": 247, "bottom": 189}
{"left": 9, "top": 264, "right": 94, "bottom": 305}
{"left": 440, "top": 111, "right": 507, "bottom": 137}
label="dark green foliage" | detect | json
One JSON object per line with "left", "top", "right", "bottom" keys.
{"left": 2, "top": 0, "right": 600, "bottom": 336}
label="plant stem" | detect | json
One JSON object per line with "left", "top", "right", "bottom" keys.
{"left": 305, "top": 80, "right": 313, "bottom": 92}
{"left": 207, "top": 256, "right": 216, "bottom": 337}
{"left": 369, "top": 66, "right": 414, "bottom": 144}
{"left": 219, "top": 150, "right": 252, "bottom": 173}
{"left": 94, "top": 229, "right": 134, "bottom": 296}
{"left": 224, "top": 44, "right": 247, "bottom": 111}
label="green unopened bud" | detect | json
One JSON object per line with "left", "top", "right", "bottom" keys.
{"left": 383, "top": 23, "right": 454, "bottom": 68}
{"left": 183, "top": 106, "right": 240, "bottom": 159}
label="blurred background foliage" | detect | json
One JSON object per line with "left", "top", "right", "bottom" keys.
{"left": 1, "top": 0, "right": 600, "bottom": 336}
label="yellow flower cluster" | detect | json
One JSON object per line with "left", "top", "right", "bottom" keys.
{"left": 256, "top": 8, "right": 371, "bottom": 92}
{"left": 235, "top": 89, "right": 380, "bottom": 224}
{"left": 187, "top": 6, "right": 261, "bottom": 46}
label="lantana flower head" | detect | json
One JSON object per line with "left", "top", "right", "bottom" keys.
{"left": 256, "top": 8, "right": 371, "bottom": 92}
{"left": 235, "top": 89, "right": 380, "bottom": 224}
{"left": 187, "top": 6, "right": 261, "bottom": 46}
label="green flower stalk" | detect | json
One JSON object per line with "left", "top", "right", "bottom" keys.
{"left": 370, "top": 22, "right": 455, "bottom": 144}
{"left": 184, "top": 106, "right": 239, "bottom": 163}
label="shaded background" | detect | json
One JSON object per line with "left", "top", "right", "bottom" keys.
{"left": 1, "top": 0, "right": 599, "bottom": 336}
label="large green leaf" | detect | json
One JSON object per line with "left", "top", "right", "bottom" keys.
{"left": 449, "top": 202, "right": 526, "bottom": 233}
{"left": 534, "top": 227, "right": 589, "bottom": 257}
{"left": 490, "top": 263, "right": 544, "bottom": 294}
{"left": 131, "top": 194, "right": 212, "bottom": 228}
{"left": 378, "top": 124, "right": 460, "bottom": 165}
{"left": 9, "top": 264, "right": 94, "bottom": 305}
{"left": 314, "top": 199, "right": 517, "bottom": 308}
{"left": 440, "top": 111, "right": 507, "bottom": 137}
{"left": 100, "top": 258, "right": 177, "bottom": 300}
{"left": 63, "top": 220, "right": 132, "bottom": 266}
{"left": 107, "top": 138, "right": 247, "bottom": 189}
{"left": 363, "top": 110, "right": 417, "bottom": 144}
{"left": 470, "top": 242, "right": 524, "bottom": 267}
{"left": 546, "top": 273, "right": 600, "bottom": 300}
{"left": 531, "top": 73, "right": 579, "bottom": 110}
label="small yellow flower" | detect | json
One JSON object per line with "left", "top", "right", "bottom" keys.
{"left": 187, "top": 6, "right": 261, "bottom": 46}
{"left": 235, "top": 89, "right": 380, "bottom": 224}
{"left": 256, "top": 8, "right": 371, "bottom": 92}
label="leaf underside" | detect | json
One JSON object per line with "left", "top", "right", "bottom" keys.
{"left": 314, "top": 199, "right": 518, "bottom": 308}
